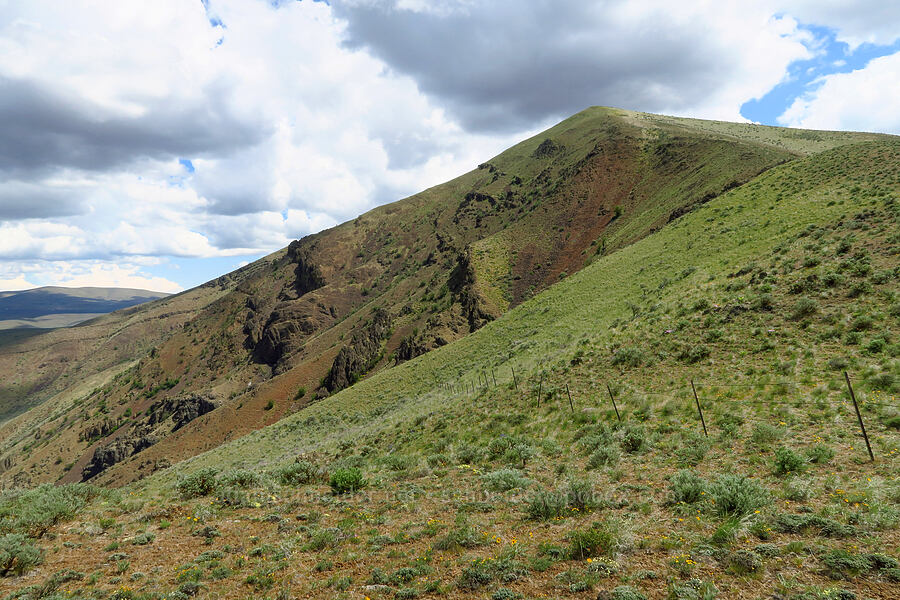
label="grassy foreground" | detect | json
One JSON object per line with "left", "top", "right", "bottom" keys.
{"left": 1, "top": 139, "right": 899, "bottom": 599}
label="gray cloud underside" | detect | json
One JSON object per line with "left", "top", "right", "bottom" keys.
{"left": 0, "top": 181, "right": 84, "bottom": 219}
{"left": 332, "top": 0, "right": 729, "bottom": 133}
{"left": 0, "top": 75, "right": 264, "bottom": 176}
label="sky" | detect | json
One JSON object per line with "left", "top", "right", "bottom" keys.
{"left": 0, "top": 1, "right": 898, "bottom": 293}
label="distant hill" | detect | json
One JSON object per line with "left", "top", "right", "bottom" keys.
{"left": 0, "top": 286, "right": 169, "bottom": 329}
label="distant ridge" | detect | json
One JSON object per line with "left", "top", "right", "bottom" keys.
{"left": 0, "top": 286, "right": 168, "bottom": 329}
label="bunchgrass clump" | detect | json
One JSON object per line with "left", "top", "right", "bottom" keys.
{"left": 526, "top": 490, "right": 567, "bottom": 521}
{"left": 328, "top": 467, "right": 365, "bottom": 495}
{"left": 566, "top": 521, "right": 619, "bottom": 559}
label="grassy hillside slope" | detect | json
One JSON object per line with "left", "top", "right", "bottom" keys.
{"left": 8, "top": 107, "right": 876, "bottom": 490}
{"left": 1, "top": 134, "right": 897, "bottom": 599}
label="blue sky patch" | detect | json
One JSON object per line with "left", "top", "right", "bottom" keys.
{"left": 741, "top": 23, "right": 900, "bottom": 125}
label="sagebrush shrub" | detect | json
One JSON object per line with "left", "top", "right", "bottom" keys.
{"left": 588, "top": 445, "right": 620, "bottom": 469}
{"left": 454, "top": 443, "right": 481, "bottom": 465}
{"left": 526, "top": 490, "right": 567, "bottom": 521}
{"left": 750, "top": 423, "right": 783, "bottom": 447}
{"left": 611, "top": 347, "right": 646, "bottom": 367}
{"left": 219, "top": 469, "right": 261, "bottom": 489}
{"left": 481, "top": 469, "right": 531, "bottom": 492}
{"left": 622, "top": 424, "right": 648, "bottom": 453}
{"left": 790, "top": 297, "right": 817, "bottom": 320}
{"left": 675, "top": 433, "right": 709, "bottom": 467}
{"left": 176, "top": 468, "right": 220, "bottom": 499}
{"left": 709, "top": 475, "right": 768, "bottom": 517}
{"left": 274, "top": 460, "right": 320, "bottom": 486}
{"left": 667, "top": 470, "right": 707, "bottom": 506}
{"left": 0, "top": 534, "right": 42, "bottom": 576}
{"left": 0, "top": 484, "right": 102, "bottom": 537}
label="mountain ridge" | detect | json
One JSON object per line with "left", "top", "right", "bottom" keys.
{"left": 0, "top": 107, "right": 895, "bottom": 491}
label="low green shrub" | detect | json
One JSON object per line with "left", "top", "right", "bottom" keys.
{"left": 481, "top": 469, "right": 532, "bottom": 492}
{"left": 274, "top": 460, "right": 320, "bottom": 486}
{"left": 218, "top": 469, "right": 261, "bottom": 489}
{"left": 805, "top": 445, "right": 835, "bottom": 464}
{"left": 567, "top": 521, "right": 619, "bottom": 559}
{"left": 329, "top": 467, "right": 365, "bottom": 495}
{"left": 176, "top": 468, "right": 220, "bottom": 499}
{"left": 773, "top": 447, "right": 806, "bottom": 475}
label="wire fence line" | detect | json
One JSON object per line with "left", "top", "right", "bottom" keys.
{"left": 435, "top": 364, "right": 898, "bottom": 462}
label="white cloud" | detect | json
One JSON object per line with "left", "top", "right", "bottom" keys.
{"left": 778, "top": 1, "right": 900, "bottom": 48}
{"left": 0, "top": 0, "right": 895, "bottom": 290}
{"left": 778, "top": 51, "right": 900, "bottom": 133}
{"left": 0, "top": 260, "right": 181, "bottom": 293}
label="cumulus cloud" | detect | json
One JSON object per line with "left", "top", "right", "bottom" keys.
{"left": 332, "top": 0, "right": 812, "bottom": 131}
{"left": 778, "top": 51, "right": 900, "bottom": 133}
{"left": 0, "top": 0, "right": 895, "bottom": 291}
{"left": 780, "top": 0, "right": 900, "bottom": 47}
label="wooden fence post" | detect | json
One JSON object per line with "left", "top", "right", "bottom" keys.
{"left": 844, "top": 371, "right": 874, "bottom": 462}
{"left": 512, "top": 367, "right": 519, "bottom": 392}
{"left": 566, "top": 383, "right": 574, "bottom": 413}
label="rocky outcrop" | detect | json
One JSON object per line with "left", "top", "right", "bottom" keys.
{"left": 531, "top": 137, "right": 564, "bottom": 159}
{"left": 322, "top": 308, "right": 392, "bottom": 394}
{"left": 146, "top": 392, "right": 219, "bottom": 431}
{"left": 448, "top": 250, "right": 496, "bottom": 332}
{"left": 252, "top": 304, "right": 322, "bottom": 366}
{"left": 81, "top": 428, "right": 158, "bottom": 481}
{"left": 286, "top": 239, "right": 326, "bottom": 298}
{"left": 245, "top": 240, "right": 330, "bottom": 367}
{"left": 395, "top": 333, "right": 429, "bottom": 363}
{"left": 78, "top": 417, "right": 122, "bottom": 442}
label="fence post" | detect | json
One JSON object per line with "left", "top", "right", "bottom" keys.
{"left": 690, "top": 379, "right": 708, "bottom": 438}
{"left": 844, "top": 371, "right": 875, "bottom": 462}
{"left": 606, "top": 383, "right": 621, "bottom": 422}
{"left": 566, "top": 383, "right": 574, "bottom": 413}
{"left": 537, "top": 373, "right": 544, "bottom": 406}
{"left": 491, "top": 368, "right": 497, "bottom": 387}
{"left": 512, "top": 367, "right": 519, "bottom": 392}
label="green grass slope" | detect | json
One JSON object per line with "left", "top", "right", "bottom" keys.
{"left": 1, "top": 138, "right": 896, "bottom": 599}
